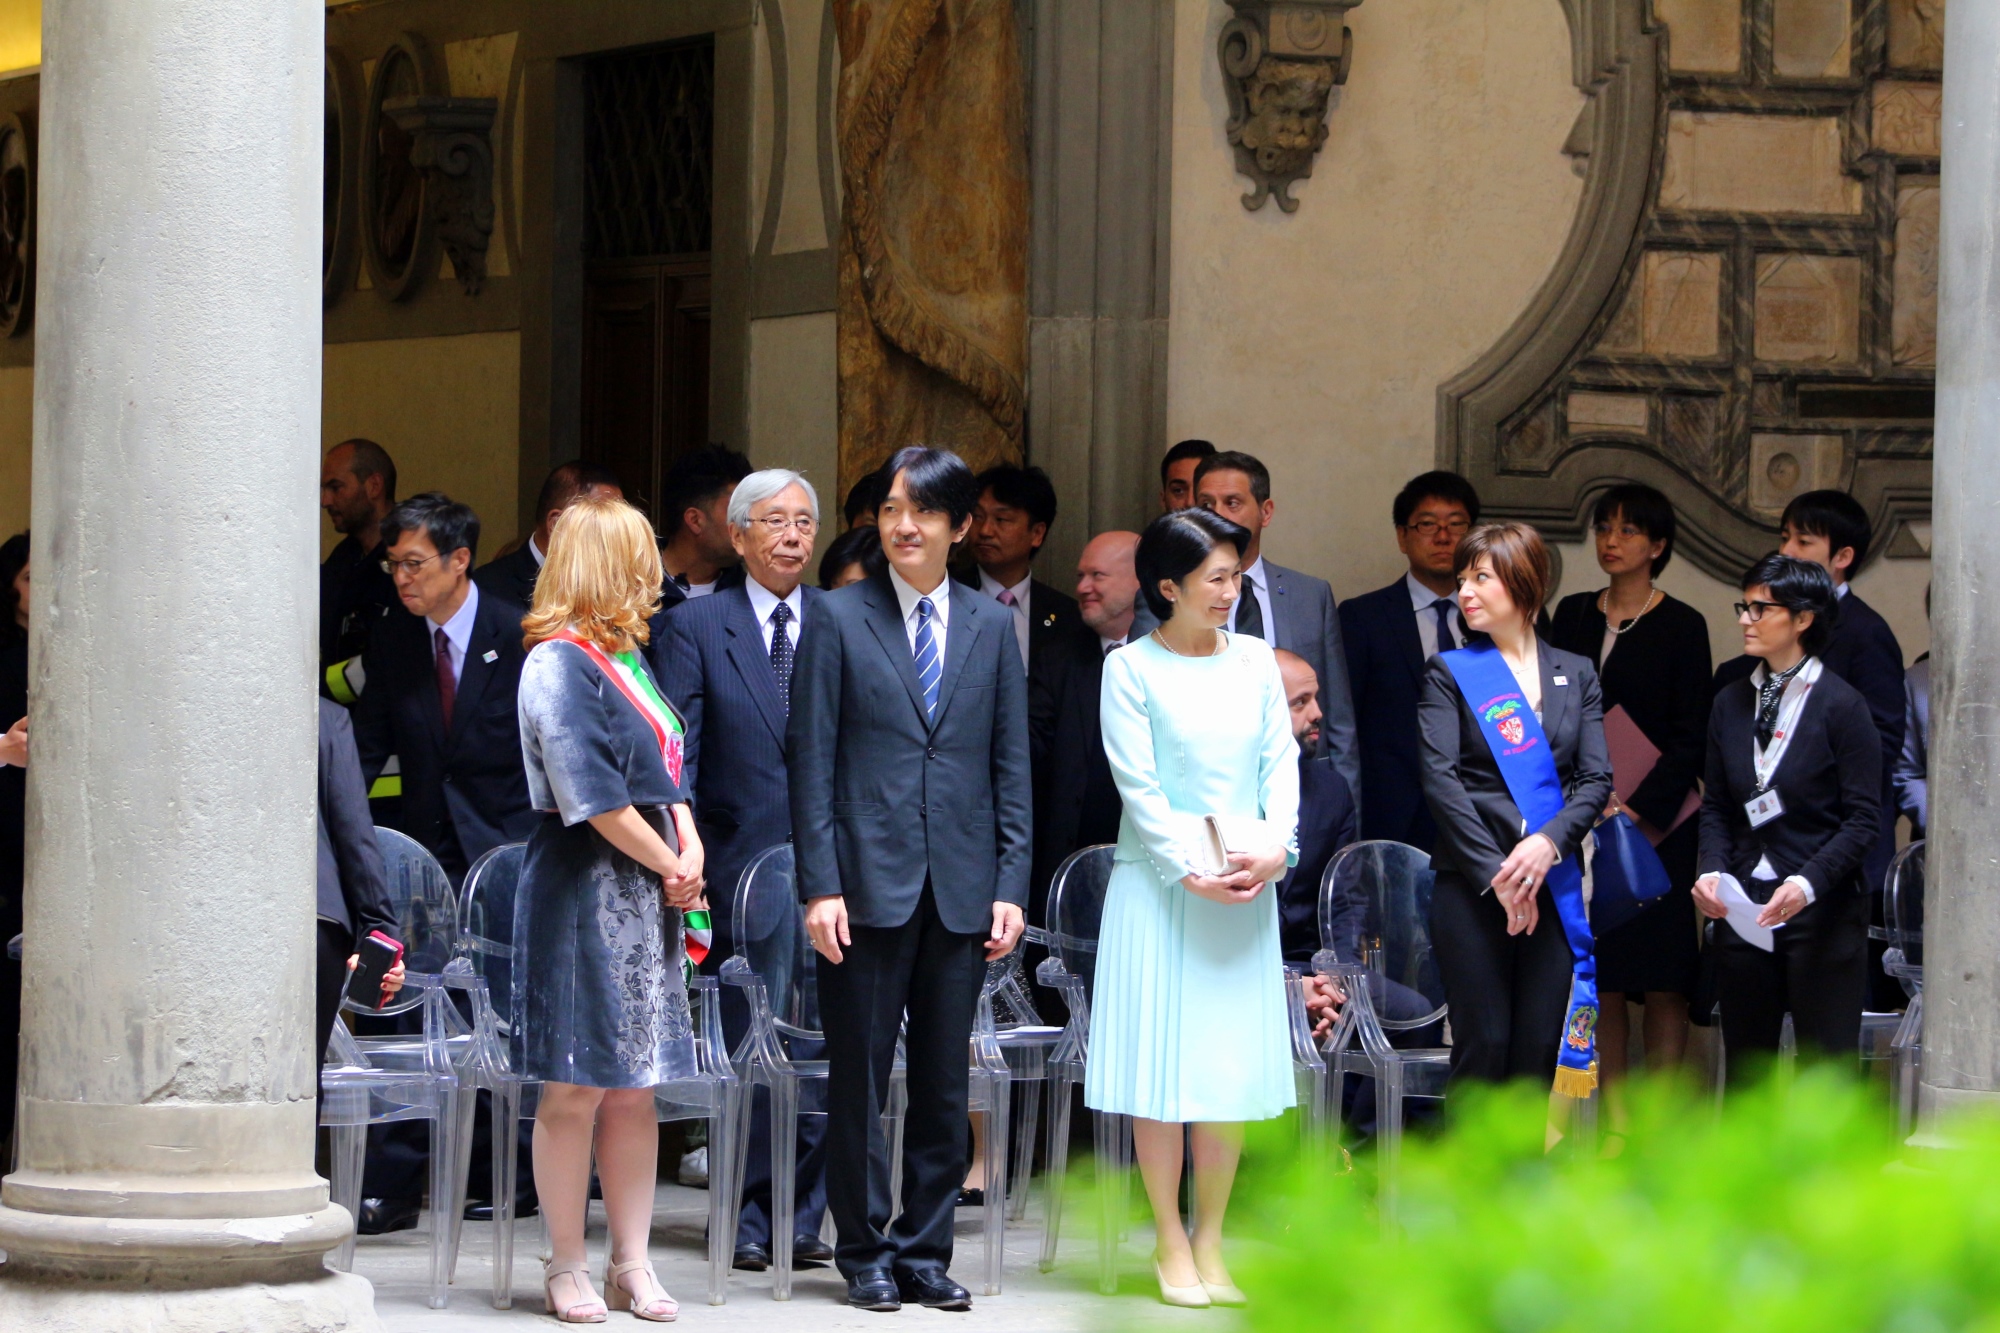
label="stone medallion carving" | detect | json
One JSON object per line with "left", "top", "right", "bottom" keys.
{"left": 383, "top": 97, "right": 497, "bottom": 296}
{"left": 1440, "top": 0, "right": 1939, "bottom": 580}
{"left": 361, "top": 33, "right": 439, "bottom": 302}
{"left": 0, "top": 111, "right": 33, "bottom": 339}
{"left": 1218, "top": 0, "right": 1361, "bottom": 213}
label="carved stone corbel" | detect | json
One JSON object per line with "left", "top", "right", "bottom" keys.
{"left": 382, "top": 95, "right": 498, "bottom": 296}
{"left": 1218, "top": 0, "right": 1361, "bottom": 213}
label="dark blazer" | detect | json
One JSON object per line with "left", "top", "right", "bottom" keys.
{"left": 1548, "top": 591, "right": 1712, "bottom": 833}
{"left": 1339, "top": 577, "right": 1448, "bottom": 850}
{"left": 1697, "top": 666, "right": 1882, "bottom": 896}
{"left": 658, "top": 581, "right": 823, "bottom": 951}
{"left": 473, "top": 542, "right": 540, "bottom": 610}
{"left": 1714, "top": 587, "right": 1903, "bottom": 888}
{"left": 788, "top": 571, "right": 1033, "bottom": 934}
{"left": 1261, "top": 561, "right": 1362, "bottom": 805}
{"left": 317, "top": 699, "right": 395, "bottom": 941}
{"left": 318, "top": 534, "right": 397, "bottom": 682}
{"left": 1418, "top": 639, "right": 1614, "bottom": 890}
{"left": 351, "top": 586, "right": 539, "bottom": 875}
{"left": 1277, "top": 753, "right": 1358, "bottom": 964}
{"left": 956, "top": 568, "right": 1085, "bottom": 673}
{"left": 1027, "top": 626, "right": 1124, "bottom": 906}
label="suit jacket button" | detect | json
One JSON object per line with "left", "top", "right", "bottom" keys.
{"left": 926, "top": 747, "right": 938, "bottom": 759}
{"left": 919, "top": 803, "right": 928, "bottom": 817}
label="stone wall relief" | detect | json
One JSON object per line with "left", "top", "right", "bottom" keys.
{"left": 1440, "top": 0, "right": 1941, "bottom": 581}
{"left": 1217, "top": 0, "right": 1361, "bottom": 212}
{"left": 0, "top": 109, "right": 33, "bottom": 339}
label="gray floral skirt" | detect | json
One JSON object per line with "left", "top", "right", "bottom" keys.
{"left": 512, "top": 806, "right": 697, "bottom": 1088}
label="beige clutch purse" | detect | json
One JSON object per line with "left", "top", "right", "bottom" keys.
{"left": 1196, "top": 814, "right": 1284, "bottom": 875}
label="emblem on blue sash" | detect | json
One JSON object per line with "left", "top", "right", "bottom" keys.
{"left": 1442, "top": 644, "right": 1598, "bottom": 1098}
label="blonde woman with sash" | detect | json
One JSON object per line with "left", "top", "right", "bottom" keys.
{"left": 517, "top": 495, "right": 706, "bottom": 1322}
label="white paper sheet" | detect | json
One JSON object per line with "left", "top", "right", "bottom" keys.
{"left": 1716, "top": 873, "right": 1778, "bottom": 952}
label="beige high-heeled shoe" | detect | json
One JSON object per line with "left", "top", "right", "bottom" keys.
{"left": 543, "top": 1260, "right": 608, "bottom": 1323}
{"left": 1155, "top": 1256, "right": 1212, "bottom": 1308}
{"left": 604, "top": 1258, "right": 679, "bottom": 1322}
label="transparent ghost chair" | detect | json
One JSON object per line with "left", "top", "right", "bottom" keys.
{"left": 1882, "top": 839, "right": 1925, "bottom": 1136}
{"left": 1311, "top": 840, "right": 1450, "bottom": 1217}
{"left": 978, "top": 946, "right": 1064, "bottom": 1223}
{"left": 1031, "top": 844, "right": 1125, "bottom": 1292}
{"left": 456, "top": 839, "right": 743, "bottom": 1307}
{"left": 719, "top": 843, "right": 903, "bottom": 1300}
{"left": 319, "top": 827, "right": 472, "bottom": 1308}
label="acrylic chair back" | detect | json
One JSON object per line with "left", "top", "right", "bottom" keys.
{"left": 458, "top": 840, "right": 527, "bottom": 1058}
{"left": 1316, "top": 839, "right": 1447, "bottom": 1033}
{"left": 350, "top": 827, "right": 459, "bottom": 1018}
{"left": 1884, "top": 838, "right": 1925, "bottom": 984}
{"left": 1044, "top": 844, "right": 1115, "bottom": 994}
{"left": 730, "top": 842, "right": 820, "bottom": 1038}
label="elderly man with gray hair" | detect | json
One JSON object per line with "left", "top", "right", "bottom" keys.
{"left": 655, "top": 467, "right": 833, "bottom": 1271}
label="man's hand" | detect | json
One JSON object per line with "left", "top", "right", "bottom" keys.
{"left": 0, "top": 717, "right": 26, "bottom": 768}
{"left": 986, "top": 902, "right": 1025, "bottom": 961}
{"left": 806, "top": 895, "right": 851, "bottom": 964}
{"left": 1303, "top": 973, "right": 1344, "bottom": 1041}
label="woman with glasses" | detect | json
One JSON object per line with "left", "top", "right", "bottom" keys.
{"left": 517, "top": 494, "right": 705, "bottom": 1321}
{"left": 1694, "top": 555, "right": 1880, "bottom": 1080}
{"left": 1548, "top": 484, "right": 1712, "bottom": 1088}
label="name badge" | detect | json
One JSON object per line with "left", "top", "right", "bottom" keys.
{"left": 482, "top": 649, "right": 499, "bottom": 663}
{"left": 1553, "top": 676, "right": 1568, "bottom": 686}
{"left": 1745, "top": 788, "right": 1785, "bottom": 828}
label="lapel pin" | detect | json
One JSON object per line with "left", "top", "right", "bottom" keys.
{"left": 1043, "top": 613, "right": 1055, "bottom": 627}
{"left": 483, "top": 649, "right": 499, "bottom": 663}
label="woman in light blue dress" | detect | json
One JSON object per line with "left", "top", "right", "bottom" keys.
{"left": 1085, "top": 507, "right": 1300, "bottom": 1308}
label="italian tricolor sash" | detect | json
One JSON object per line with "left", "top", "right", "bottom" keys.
{"left": 549, "top": 631, "right": 711, "bottom": 965}
{"left": 1442, "top": 643, "right": 1598, "bottom": 1101}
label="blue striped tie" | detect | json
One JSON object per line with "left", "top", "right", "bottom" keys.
{"left": 914, "top": 596, "right": 941, "bottom": 720}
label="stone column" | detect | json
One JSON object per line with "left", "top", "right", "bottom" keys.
{"left": 0, "top": 2, "right": 377, "bottom": 1327}
{"left": 1919, "top": 0, "right": 2000, "bottom": 1130}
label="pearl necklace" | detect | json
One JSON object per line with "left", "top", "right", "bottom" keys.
{"left": 1151, "top": 628, "right": 1223, "bottom": 658}
{"left": 1598, "top": 586, "right": 1662, "bottom": 635}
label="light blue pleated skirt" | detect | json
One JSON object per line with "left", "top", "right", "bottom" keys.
{"left": 1083, "top": 856, "right": 1296, "bottom": 1123}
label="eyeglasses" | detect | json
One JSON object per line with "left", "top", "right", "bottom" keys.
{"left": 1403, "top": 517, "right": 1471, "bottom": 537}
{"left": 748, "top": 515, "right": 818, "bottom": 536}
{"left": 1592, "top": 522, "right": 1647, "bottom": 539}
{"left": 382, "top": 553, "right": 444, "bottom": 577}
{"left": 1733, "top": 600, "right": 1784, "bottom": 622}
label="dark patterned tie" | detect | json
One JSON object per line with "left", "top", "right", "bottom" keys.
{"left": 914, "top": 597, "right": 941, "bottom": 719}
{"left": 1236, "top": 574, "right": 1265, "bottom": 640}
{"left": 434, "top": 627, "right": 456, "bottom": 730}
{"left": 1432, "top": 597, "right": 1456, "bottom": 653}
{"left": 768, "top": 601, "right": 795, "bottom": 714}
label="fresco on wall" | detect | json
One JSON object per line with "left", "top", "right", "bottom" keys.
{"left": 1442, "top": 0, "right": 1939, "bottom": 579}
{"left": 832, "top": 0, "right": 1028, "bottom": 493}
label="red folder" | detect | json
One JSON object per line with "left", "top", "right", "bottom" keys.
{"left": 1602, "top": 705, "right": 1700, "bottom": 844}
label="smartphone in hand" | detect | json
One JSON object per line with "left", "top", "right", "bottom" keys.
{"left": 347, "top": 930, "right": 404, "bottom": 1010}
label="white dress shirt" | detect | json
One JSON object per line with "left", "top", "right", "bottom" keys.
{"left": 1228, "top": 555, "right": 1277, "bottom": 638}
{"left": 979, "top": 569, "right": 1032, "bottom": 670}
{"left": 1747, "top": 657, "right": 1824, "bottom": 905}
{"left": 528, "top": 535, "right": 545, "bottom": 568}
{"left": 744, "top": 577, "right": 804, "bottom": 653}
{"left": 1406, "top": 571, "right": 1463, "bottom": 658}
{"left": 888, "top": 566, "right": 952, "bottom": 663}
{"left": 1099, "top": 633, "right": 1129, "bottom": 656}
{"left": 683, "top": 579, "right": 718, "bottom": 600}
{"left": 432, "top": 579, "right": 479, "bottom": 687}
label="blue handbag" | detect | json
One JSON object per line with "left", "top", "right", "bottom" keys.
{"left": 1589, "top": 811, "right": 1674, "bottom": 935}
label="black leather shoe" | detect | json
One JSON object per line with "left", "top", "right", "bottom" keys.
{"left": 733, "top": 1243, "right": 771, "bottom": 1272}
{"left": 462, "top": 1196, "right": 540, "bottom": 1223}
{"left": 955, "top": 1187, "right": 985, "bottom": 1208}
{"left": 355, "top": 1196, "right": 421, "bottom": 1236}
{"left": 793, "top": 1234, "right": 835, "bottom": 1265}
{"left": 846, "top": 1265, "right": 902, "bottom": 1312}
{"left": 897, "top": 1267, "right": 972, "bottom": 1311}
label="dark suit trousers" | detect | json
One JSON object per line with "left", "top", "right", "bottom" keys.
{"left": 1716, "top": 881, "right": 1869, "bottom": 1085}
{"left": 817, "top": 886, "right": 984, "bottom": 1279}
{"left": 1431, "top": 871, "right": 1575, "bottom": 1085}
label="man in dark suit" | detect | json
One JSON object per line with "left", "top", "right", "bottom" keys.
{"left": 1336, "top": 471, "right": 1482, "bottom": 851}
{"left": 1029, "top": 531, "right": 1141, "bottom": 900}
{"left": 789, "top": 447, "right": 1031, "bottom": 1313}
{"left": 1159, "top": 438, "right": 1216, "bottom": 512}
{"left": 1272, "top": 650, "right": 1359, "bottom": 964}
{"left": 658, "top": 443, "right": 753, "bottom": 601}
{"left": 962, "top": 464, "right": 1083, "bottom": 678}
{"left": 1193, "top": 450, "right": 1362, "bottom": 802}
{"left": 350, "top": 492, "right": 540, "bottom": 1232}
{"left": 318, "top": 438, "right": 400, "bottom": 705}
{"left": 473, "top": 460, "right": 623, "bottom": 609}
{"left": 658, "top": 468, "right": 831, "bottom": 1272}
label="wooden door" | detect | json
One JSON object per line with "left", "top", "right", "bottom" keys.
{"left": 580, "top": 260, "right": 711, "bottom": 523}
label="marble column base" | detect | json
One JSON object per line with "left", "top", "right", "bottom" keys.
{"left": 0, "top": 1202, "right": 381, "bottom": 1332}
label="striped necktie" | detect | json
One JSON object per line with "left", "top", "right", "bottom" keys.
{"left": 914, "top": 596, "right": 941, "bottom": 720}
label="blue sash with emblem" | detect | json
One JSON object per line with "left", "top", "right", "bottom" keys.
{"left": 1442, "top": 643, "right": 1598, "bottom": 1098}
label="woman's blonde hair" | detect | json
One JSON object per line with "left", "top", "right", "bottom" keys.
{"left": 521, "top": 494, "right": 663, "bottom": 653}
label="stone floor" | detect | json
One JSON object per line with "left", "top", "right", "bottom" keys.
{"left": 358, "top": 1182, "right": 1244, "bottom": 1331}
